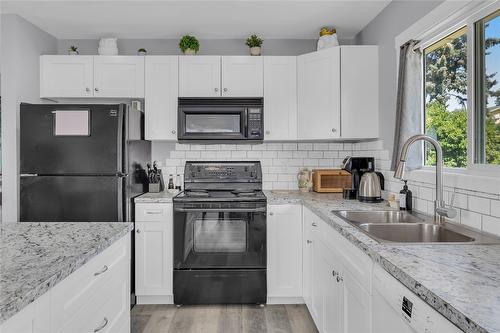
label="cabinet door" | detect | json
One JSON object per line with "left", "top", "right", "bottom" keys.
{"left": 93, "top": 56, "right": 145, "bottom": 97}
{"left": 263, "top": 56, "right": 297, "bottom": 140}
{"left": 179, "top": 56, "right": 221, "bottom": 97}
{"left": 302, "top": 208, "right": 315, "bottom": 311}
{"left": 222, "top": 56, "right": 263, "bottom": 97}
{"left": 316, "top": 238, "right": 343, "bottom": 333}
{"left": 135, "top": 220, "right": 172, "bottom": 295}
{"left": 267, "top": 205, "right": 302, "bottom": 299}
{"left": 145, "top": 56, "right": 179, "bottom": 140}
{"left": 40, "top": 55, "right": 93, "bottom": 98}
{"left": 297, "top": 48, "right": 340, "bottom": 140}
{"left": 340, "top": 46, "right": 379, "bottom": 139}
{"left": 342, "top": 268, "right": 371, "bottom": 333}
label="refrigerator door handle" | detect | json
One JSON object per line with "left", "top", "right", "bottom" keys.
{"left": 20, "top": 173, "right": 38, "bottom": 177}
{"left": 116, "top": 172, "right": 128, "bottom": 178}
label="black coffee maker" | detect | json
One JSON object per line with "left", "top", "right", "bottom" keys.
{"left": 342, "top": 156, "right": 382, "bottom": 200}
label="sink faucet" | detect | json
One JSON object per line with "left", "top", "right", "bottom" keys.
{"left": 394, "top": 134, "right": 456, "bottom": 225}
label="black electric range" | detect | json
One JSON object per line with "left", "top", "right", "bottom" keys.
{"left": 172, "top": 161, "right": 267, "bottom": 305}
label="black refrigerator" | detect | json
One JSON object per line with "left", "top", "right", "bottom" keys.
{"left": 20, "top": 103, "right": 151, "bottom": 223}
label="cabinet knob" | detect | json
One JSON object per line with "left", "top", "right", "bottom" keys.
{"left": 223, "top": 88, "right": 228, "bottom": 92}
{"left": 265, "top": 130, "right": 270, "bottom": 135}
{"left": 331, "top": 128, "right": 336, "bottom": 133}
{"left": 136, "top": 229, "right": 141, "bottom": 233}
{"left": 85, "top": 87, "right": 91, "bottom": 93}
{"left": 94, "top": 265, "right": 108, "bottom": 276}
{"left": 269, "top": 212, "right": 274, "bottom": 216}
{"left": 94, "top": 88, "right": 99, "bottom": 92}
{"left": 336, "top": 275, "right": 343, "bottom": 283}
{"left": 307, "top": 240, "right": 312, "bottom": 244}
{"left": 332, "top": 270, "right": 337, "bottom": 277}
{"left": 172, "top": 130, "right": 176, "bottom": 134}
{"left": 312, "top": 222, "right": 318, "bottom": 227}
{"left": 215, "top": 88, "right": 219, "bottom": 92}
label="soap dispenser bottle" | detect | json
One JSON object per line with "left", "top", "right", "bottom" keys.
{"left": 399, "top": 180, "right": 412, "bottom": 211}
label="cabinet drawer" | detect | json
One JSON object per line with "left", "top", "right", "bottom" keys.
{"left": 51, "top": 235, "right": 129, "bottom": 332}
{"left": 316, "top": 216, "right": 372, "bottom": 292}
{"left": 54, "top": 250, "right": 129, "bottom": 333}
{"left": 135, "top": 203, "right": 172, "bottom": 222}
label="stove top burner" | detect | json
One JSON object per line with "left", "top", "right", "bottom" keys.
{"left": 185, "top": 190, "right": 210, "bottom": 197}
{"left": 174, "top": 189, "right": 266, "bottom": 202}
{"left": 232, "top": 190, "right": 258, "bottom": 197}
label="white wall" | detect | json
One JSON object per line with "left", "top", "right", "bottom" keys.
{"left": 0, "top": 14, "right": 57, "bottom": 223}
{"left": 354, "top": 0, "right": 442, "bottom": 156}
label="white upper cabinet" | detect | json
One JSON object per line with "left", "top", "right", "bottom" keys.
{"left": 145, "top": 56, "right": 179, "bottom": 140}
{"left": 221, "top": 56, "right": 263, "bottom": 97}
{"left": 297, "top": 46, "right": 379, "bottom": 140}
{"left": 263, "top": 56, "right": 297, "bottom": 140}
{"left": 297, "top": 47, "right": 341, "bottom": 140}
{"left": 93, "top": 56, "right": 145, "bottom": 98}
{"left": 178, "top": 56, "right": 221, "bottom": 97}
{"left": 40, "top": 55, "right": 94, "bottom": 98}
{"left": 340, "top": 46, "right": 379, "bottom": 139}
{"left": 267, "top": 205, "right": 302, "bottom": 301}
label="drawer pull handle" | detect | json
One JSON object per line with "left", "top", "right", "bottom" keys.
{"left": 94, "top": 265, "right": 108, "bottom": 276}
{"left": 312, "top": 222, "right": 318, "bottom": 227}
{"left": 94, "top": 317, "right": 108, "bottom": 332}
{"left": 145, "top": 210, "right": 163, "bottom": 215}
{"left": 306, "top": 240, "right": 312, "bottom": 244}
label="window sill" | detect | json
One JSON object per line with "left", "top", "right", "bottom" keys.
{"left": 404, "top": 167, "right": 500, "bottom": 195}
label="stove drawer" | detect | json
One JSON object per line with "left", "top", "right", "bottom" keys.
{"left": 136, "top": 203, "right": 172, "bottom": 222}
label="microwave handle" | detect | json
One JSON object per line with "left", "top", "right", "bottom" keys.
{"left": 244, "top": 108, "right": 249, "bottom": 137}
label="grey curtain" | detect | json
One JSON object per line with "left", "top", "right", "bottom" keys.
{"left": 391, "top": 40, "right": 423, "bottom": 171}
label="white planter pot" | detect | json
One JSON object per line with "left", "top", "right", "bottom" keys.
{"left": 183, "top": 48, "right": 196, "bottom": 55}
{"left": 250, "top": 46, "right": 261, "bottom": 56}
{"left": 68, "top": 51, "right": 79, "bottom": 55}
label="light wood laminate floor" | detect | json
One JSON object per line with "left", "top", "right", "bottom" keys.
{"left": 131, "top": 304, "right": 318, "bottom": 333}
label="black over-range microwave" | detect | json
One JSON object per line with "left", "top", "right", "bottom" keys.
{"left": 177, "top": 98, "right": 263, "bottom": 142}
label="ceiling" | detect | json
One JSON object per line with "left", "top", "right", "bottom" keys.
{"left": 1, "top": 0, "right": 391, "bottom": 40}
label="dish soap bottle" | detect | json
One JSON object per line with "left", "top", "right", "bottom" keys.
{"left": 399, "top": 180, "right": 412, "bottom": 211}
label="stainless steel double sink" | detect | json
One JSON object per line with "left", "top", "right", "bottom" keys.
{"left": 334, "top": 210, "right": 500, "bottom": 244}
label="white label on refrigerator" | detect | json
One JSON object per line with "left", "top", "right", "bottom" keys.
{"left": 53, "top": 110, "right": 90, "bottom": 136}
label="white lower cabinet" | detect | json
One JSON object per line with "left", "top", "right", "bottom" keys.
{"left": 303, "top": 207, "right": 372, "bottom": 333}
{"left": 0, "top": 234, "right": 131, "bottom": 333}
{"left": 267, "top": 205, "right": 303, "bottom": 303}
{"left": 135, "top": 203, "right": 173, "bottom": 304}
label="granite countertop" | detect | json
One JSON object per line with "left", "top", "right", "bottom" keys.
{"left": 135, "top": 191, "right": 178, "bottom": 203}
{"left": 266, "top": 190, "right": 500, "bottom": 333}
{"left": 0, "top": 222, "right": 133, "bottom": 324}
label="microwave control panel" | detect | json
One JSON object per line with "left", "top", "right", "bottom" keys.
{"left": 247, "top": 108, "right": 263, "bottom": 139}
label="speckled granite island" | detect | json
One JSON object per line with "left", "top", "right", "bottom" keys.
{"left": 0, "top": 222, "right": 133, "bottom": 331}
{"left": 266, "top": 190, "right": 500, "bottom": 333}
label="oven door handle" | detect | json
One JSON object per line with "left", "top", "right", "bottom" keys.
{"left": 174, "top": 207, "right": 267, "bottom": 213}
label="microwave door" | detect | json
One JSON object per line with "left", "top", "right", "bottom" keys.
{"left": 179, "top": 107, "right": 247, "bottom": 140}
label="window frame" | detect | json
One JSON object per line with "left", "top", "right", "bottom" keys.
{"left": 413, "top": 1, "right": 500, "bottom": 175}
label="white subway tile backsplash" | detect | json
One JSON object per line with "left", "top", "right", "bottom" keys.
{"left": 175, "top": 143, "right": 190, "bottom": 151}
{"left": 247, "top": 151, "right": 262, "bottom": 158}
{"left": 205, "top": 145, "right": 220, "bottom": 151}
{"left": 308, "top": 151, "right": 323, "bottom": 158}
{"left": 267, "top": 143, "right": 283, "bottom": 150}
{"left": 323, "top": 151, "right": 338, "bottom": 158}
{"left": 419, "top": 187, "right": 434, "bottom": 201}
{"left": 262, "top": 151, "right": 278, "bottom": 158}
{"left": 460, "top": 210, "right": 482, "bottom": 229}
{"left": 171, "top": 151, "right": 186, "bottom": 159}
{"left": 189, "top": 145, "right": 206, "bottom": 151}
{"left": 216, "top": 151, "right": 231, "bottom": 159}
{"left": 293, "top": 151, "right": 308, "bottom": 158}
{"left": 283, "top": 143, "right": 298, "bottom": 150}
{"left": 298, "top": 143, "right": 312, "bottom": 150}
{"left": 491, "top": 200, "right": 500, "bottom": 218}
{"left": 200, "top": 151, "right": 217, "bottom": 159}
{"left": 231, "top": 151, "right": 247, "bottom": 159}
{"left": 482, "top": 215, "right": 500, "bottom": 236}
{"left": 468, "top": 196, "right": 490, "bottom": 215}
{"left": 277, "top": 151, "right": 293, "bottom": 158}
{"left": 314, "top": 143, "right": 329, "bottom": 150}
{"left": 220, "top": 144, "right": 236, "bottom": 151}
{"left": 329, "top": 143, "right": 343, "bottom": 150}
{"left": 185, "top": 151, "right": 201, "bottom": 159}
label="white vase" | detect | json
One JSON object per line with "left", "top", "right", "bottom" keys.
{"left": 68, "top": 50, "right": 79, "bottom": 55}
{"left": 183, "top": 48, "right": 196, "bottom": 55}
{"left": 138, "top": 51, "right": 147, "bottom": 56}
{"left": 250, "top": 46, "right": 261, "bottom": 56}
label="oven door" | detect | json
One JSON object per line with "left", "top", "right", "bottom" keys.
{"left": 173, "top": 203, "right": 266, "bottom": 269}
{"left": 178, "top": 106, "right": 247, "bottom": 140}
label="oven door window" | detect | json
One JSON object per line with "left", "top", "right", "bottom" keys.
{"left": 185, "top": 114, "right": 241, "bottom": 134}
{"left": 174, "top": 209, "right": 266, "bottom": 269}
{"left": 193, "top": 214, "right": 247, "bottom": 253}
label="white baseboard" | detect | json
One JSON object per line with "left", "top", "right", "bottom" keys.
{"left": 267, "top": 296, "right": 305, "bottom": 304}
{"left": 136, "top": 295, "right": 173, "bottom": 305}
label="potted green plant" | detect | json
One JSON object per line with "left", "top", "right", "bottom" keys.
{"left": 179, "top": 35, "right": 200, "bottom": 55}
{"left": 137, "top": 48, "right": 147, "bottom": 56}
{"left": 68, "top": 45, "right": 79, "bottom": 55}
{"left": 245, "top": 35, "right": 263, "bottom": 56}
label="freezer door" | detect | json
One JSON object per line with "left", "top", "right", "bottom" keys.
{"left": 20, "top": 104, "right": 124, "bottom": 174}
{"left": 20, "top": 176, "right": 123, "bottom": 222}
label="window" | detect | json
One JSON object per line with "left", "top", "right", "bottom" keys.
{"left": 424, "top": 27, "right": 468, "bottom": 168}
{"left": 475, "top": 10, "right": 500, "bottom": 165}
